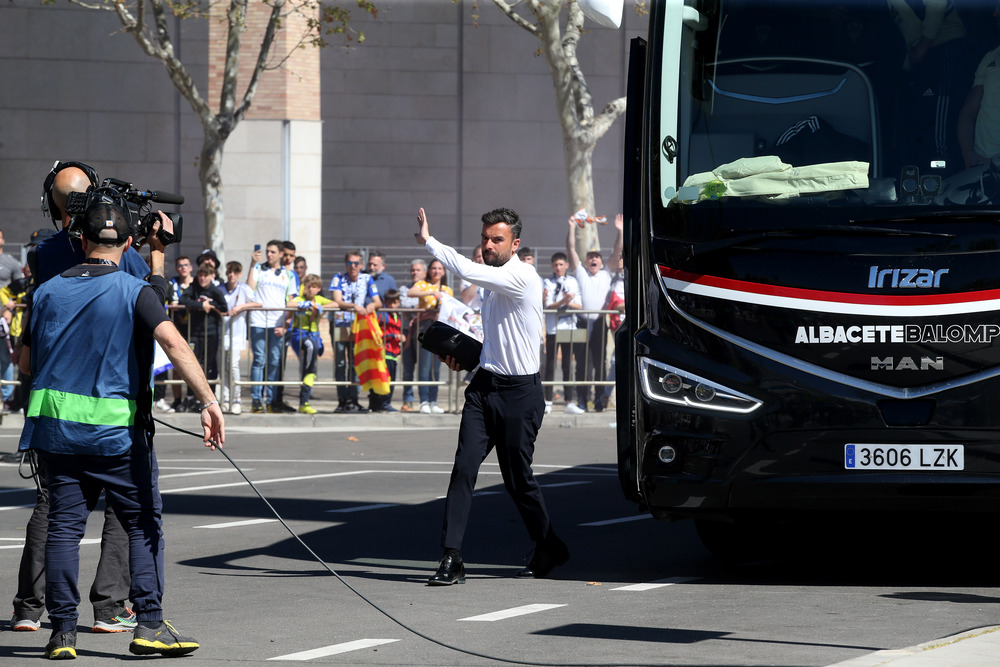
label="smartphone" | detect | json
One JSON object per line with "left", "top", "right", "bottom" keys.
{"left": 254, "top": 244, "right": 261, "bottom": 252}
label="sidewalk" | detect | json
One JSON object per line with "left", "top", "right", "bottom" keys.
{"left": 828, "top": 626, "right": 1000, "bottom": 666}
{"left": 0, "top": 395, "right": 618, "bottom": 432}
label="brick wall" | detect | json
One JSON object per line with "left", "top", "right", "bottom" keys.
{"left": 208, "top": 2, "right": 321, "bottom": 121}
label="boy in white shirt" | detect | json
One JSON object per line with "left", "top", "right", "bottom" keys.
{"left": 542, "top": 252, "right": 583, "bottom": 414}
{"left": 221, "top": 261, "right": 260, "bottom": 414}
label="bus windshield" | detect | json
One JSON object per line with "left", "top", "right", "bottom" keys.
{"left": 669, "top": 0, "right": 1000, "bottom": 219}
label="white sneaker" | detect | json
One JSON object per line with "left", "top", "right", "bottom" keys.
{"left": 564, "top": 403, "right": 585, "bottom": 415}
{"left": 420, "top": 402, "right": 432, "bottom": 414}
{"left": 221, "top": 402, "right": 230, "bottom": 414}
{"left": 430, "top": 403, "right": 445, "bottom": 414}
{"left": 154, "top": 398, "right": 175, "bottom": 413}
{"left": 231, "top": 402, "right": 242, "bottom": 415}
{"left": 544, "top": 401, "right": 553, "bottom": 414}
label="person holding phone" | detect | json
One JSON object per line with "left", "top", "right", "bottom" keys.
{"left": 246, "top": 241, "right": 297, "bottom": 413}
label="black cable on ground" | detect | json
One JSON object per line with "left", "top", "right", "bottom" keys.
{"left": 154, "top": 417, "right": 680, "bottom": 667}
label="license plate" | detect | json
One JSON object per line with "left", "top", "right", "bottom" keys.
{"left": 844, "top": 444, "right": 964, "bottom": 470}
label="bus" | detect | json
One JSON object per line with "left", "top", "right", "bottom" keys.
{"left": 583, "top": 0, "right": 1000, "bottom": 555}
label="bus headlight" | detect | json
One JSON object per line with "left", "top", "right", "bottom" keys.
{"left": 639, "top": 357, "right": 762, "bottom": 414}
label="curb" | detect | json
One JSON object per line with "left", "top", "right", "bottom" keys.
{"left": 0, "top": 408, "right": 618, "bottom": 432}
{"left": 826, "top": 626, "right": 1000, "bottom": 666}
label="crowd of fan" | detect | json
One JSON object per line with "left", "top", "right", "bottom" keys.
{"left": 1, "top": 218, "right": 624, "bottom": 417}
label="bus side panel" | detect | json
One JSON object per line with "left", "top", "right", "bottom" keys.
{"left": 618, "top": 36, "right": 649, "bottom": 504}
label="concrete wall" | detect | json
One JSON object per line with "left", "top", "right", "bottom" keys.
{"left": 0, "top": 1, "right": 207, "bottom": 258}
{"left": 320, "top": 1, "right": 647, "bottom": 278}
{"left": 0, "top": 0, "right": 648, "bottom": 280}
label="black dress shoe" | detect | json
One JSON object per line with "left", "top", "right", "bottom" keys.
{"left": 428, "top": 554, "right": 465, "bottom": 586}
{"left": 515, "top": 532, "right": 570, "bottom": 579}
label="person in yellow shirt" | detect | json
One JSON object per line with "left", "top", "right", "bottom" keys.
{"left": 288, "top": 275, "right": 333, "bottom": 414}
{"left": 0, "top": 275, "right": 27, "bottom": 412}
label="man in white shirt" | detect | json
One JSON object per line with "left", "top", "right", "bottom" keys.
{"left": 566, "top": 213, "right": 623, "bottom": 412}
{"left": 416, "top": 206, "right": 569, "bottom": 586}
{"left": 246, "top": 240, "right": 297, "bottom": 413}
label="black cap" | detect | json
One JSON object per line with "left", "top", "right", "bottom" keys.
{"left": 197, "top": 248, "right": 220, "bottom": 267}
{"left": 81, "top": 202, "right": 131, "bottom": 245}
{"left": 28, "top": 228, "right": 56, "bottom": 246}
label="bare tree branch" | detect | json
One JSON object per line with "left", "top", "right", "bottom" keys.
{"left": 235, "top": 0, "right": 286, "bottom": 123}
{"left": 491, "top": 0, "right": 539, "bottom": 36}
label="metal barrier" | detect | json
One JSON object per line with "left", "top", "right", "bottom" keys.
{"left": 3, "top": 303, "right": 619, "bottom": 414}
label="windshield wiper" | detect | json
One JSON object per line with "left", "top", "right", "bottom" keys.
{"left": 690, "top": 224, "right": 954, "bottom": 256}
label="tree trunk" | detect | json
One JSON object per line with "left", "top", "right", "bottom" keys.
{"left": 199, "top": 134, "right": 226, "bottom": 266}
{"left": 565, "top": 134, "right": 600, "bottom": 257}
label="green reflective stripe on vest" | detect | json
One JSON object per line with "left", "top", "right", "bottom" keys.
{"left": 27, "top": 388, "right": 137, "bottom": 427}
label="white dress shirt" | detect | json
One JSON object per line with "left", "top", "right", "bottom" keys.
{"left": 426, "top": 237, "right": 543, "bottom": 376}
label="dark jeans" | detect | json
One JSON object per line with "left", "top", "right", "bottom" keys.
{"left": 275, "top": 328, "right": 291, "bottom": 405}
{"left": 192, "top": 332, "right": 219, "bottom": 390}
{"left": 369, "top": 358, "right": 397, "bottom": 409}
{"left": 12, "top": 454, "right": 130, "bottom": 623}
{"left": 580, "top": 319, "right": 607, "bottom": 407}
{"left": 39, "top": 443, "right": 165, "bottom": 632}
{"left": 332, "top": 329, "right": 359, "bottom": 402}
{"left": 401, "top": 342, "right": 417, "bottom": 404}
{"left": 294, "top": 331, "right": 321, "bottom": 405}
{"left": 543, "top": 333, "right": 585, "bottom": 404}
{"left": 440, "top": 369, "right": 550, "bottom": 551}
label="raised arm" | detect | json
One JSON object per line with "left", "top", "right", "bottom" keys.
{"left": 246, "top": 248, "right": 263, "bottom": 291}
{"left": 417, "top": 207, "right": 532, "bottom": 299}
{"left": 608, "top": 213, "right": 624, "bottom": 271}
{"left": 566, "top": 215, "right": 581, "bottom": 272}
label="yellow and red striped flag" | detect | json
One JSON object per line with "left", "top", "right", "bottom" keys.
{"left": 352, "top": 313, "right": 391, "bottom": 395}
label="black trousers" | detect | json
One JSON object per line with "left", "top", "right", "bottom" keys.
{"left": 440, "top": 369, "right": 550, "bottom": 551}
{"left": 12, "top": 453, "right": 130, "bottom": 623}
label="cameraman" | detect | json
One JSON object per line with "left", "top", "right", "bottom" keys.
{"left": 10, "top": 162, "right": 174, "bottom": 636}
{"left": 33, "top": 162, "right": 152, "bottom": 284}
{"left": 18, "top": 198, "right": 224, "bottom": 660}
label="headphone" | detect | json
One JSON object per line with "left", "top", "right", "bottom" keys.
{"left": 40, "top": 160, "right": 99, "bottom": 225}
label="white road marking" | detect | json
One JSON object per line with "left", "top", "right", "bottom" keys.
{"left": 162, "top": 470, "right": 376, "bottom": 494}
{"left": 0, "top": 504, "right": 33, "bottom": 512}
{"left": 268, "top": 638, "right": 400, "bottom": 661}
{"left": 159, "top": 469, "right": 244, "bottom": 480}
{"left": 194, "top": 519, "right": 279, "bottom": 529}
{"left": 579, "top": 514, "right": 655, "bottom": 527}
{"left": 157, "top": 457, "right": 617, "bottom": 475}
{"left": 612, "top": 577, "right": 697, "bottom": 591}
{"left": 162, "top": 469, "right": 504, "bottom": 494}
{"left": 540, "top": 481, "right": 590, "bottom": 488}
{"left": 326, "top": 504, "right": 398, "bottom": 513}
{"left": 459, "top": 603, "right": 567, "bottom": 622}
{"left": 0, "top": 538, "right": 100, "bottom": 551}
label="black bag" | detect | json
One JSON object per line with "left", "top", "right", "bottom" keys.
{"left": 418, "top": 321, "right": 482, "bottom": 372}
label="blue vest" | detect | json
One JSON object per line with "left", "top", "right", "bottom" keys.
{"left": 20, "top": 270, "right": 147, "bottom": 455}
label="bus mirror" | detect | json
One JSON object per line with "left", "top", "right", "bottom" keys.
{"left": 579, "top": 0, "right": 623, "bottom": 29}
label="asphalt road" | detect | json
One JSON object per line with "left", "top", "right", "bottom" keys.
{"left": 2, "top": 421, "right": 1000, "bottom": 666}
